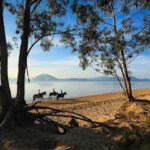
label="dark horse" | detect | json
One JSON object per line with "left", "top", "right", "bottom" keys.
{"left": 49, "top": 91, "right": 58, "bottom": 98}
{"left": 56, "top": 92, "right": 67, "bottom": 100}
{"left": 33, "top": 91, "right": 46, "bottom": 102}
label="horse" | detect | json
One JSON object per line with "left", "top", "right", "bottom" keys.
{"left": 33, "top": 91, "right": 46, "bottom": 102}
{"left": 49, "top": 91, "right": 58, "bottom": 99}
{"left": 56, "top": 92, "right": 67, "bottom": 100}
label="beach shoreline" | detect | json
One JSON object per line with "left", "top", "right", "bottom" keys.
{"left": 33, "top": 88, "right": 150, "bottom": 124}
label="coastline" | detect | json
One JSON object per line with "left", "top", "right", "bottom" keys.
{"left": 34, "top": 88, "right": 150, "bottom": 124}
{"left": 39, "top": 88, "right": 150, "bottom": 107}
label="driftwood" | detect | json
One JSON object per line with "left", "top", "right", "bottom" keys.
{"left": 27, "top": 102, "right": 112, "bottom": 129}
{"left": 0, "top": 100, "right": 112, "bottom": 132}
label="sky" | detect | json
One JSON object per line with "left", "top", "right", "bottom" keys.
{"left": 4, "top": 1, "right": 150, "bottom": 79}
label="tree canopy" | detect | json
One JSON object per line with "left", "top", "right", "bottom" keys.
{"left": 61, "top": 0, "right": 150, "bottom": 99}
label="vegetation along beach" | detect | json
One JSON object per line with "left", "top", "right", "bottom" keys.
{"left": 0, "top": 0, "right": 150, "bottom": 150}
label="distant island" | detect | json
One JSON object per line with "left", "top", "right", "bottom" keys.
{"left": 33, "top": 74, "right": 58, "bottom": 81}
{"left": 32, "top": 74, "right": 150, "bottom": 82}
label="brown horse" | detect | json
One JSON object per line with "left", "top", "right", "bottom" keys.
{"left": 33, "top": 91, "right": 46, "bottom": 102}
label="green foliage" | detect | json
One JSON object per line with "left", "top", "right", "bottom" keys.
{"left": 62, "top": 0, "right": 150, "bottom": 77}
{"left": 58, "top": 0, "right": 149, "bottom": 97}
{"left": 4, "top": 0, "right": 71, "bottom": 53}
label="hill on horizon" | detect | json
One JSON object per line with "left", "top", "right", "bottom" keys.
{"left": 32, "top": 74, "right": 58, "bottom": 81}
{"left": 32, "top": 74, "right": 150, "bottom": 82}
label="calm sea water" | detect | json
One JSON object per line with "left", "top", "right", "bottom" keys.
{"left": 10, "top": 80, "right": 150, "bottom": 102}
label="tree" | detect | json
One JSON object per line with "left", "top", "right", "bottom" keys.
{"left": 62, "top": 0, "right": 150, "bottom": 101}
{"left": 4, "top": 0, "right": 75, "bottom": 107}
{"left": 0, "top": 0, "right": 12, "bottom": 121}
{"left": 0, "top": 0, "right": 78, "bottom": 127}
{"left": 0, "top": 0, "right": 116, "bottom": 129}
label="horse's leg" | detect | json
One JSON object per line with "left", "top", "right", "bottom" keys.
{"left": 50, "top": 94, "right": 52, "bottom": 99}
{"left": 57, "top": 95, "right": 59, "bottom": 100}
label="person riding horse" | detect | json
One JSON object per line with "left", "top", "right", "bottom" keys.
{"left": 56, "top": 91, "right": 67, "bottom": 100}
{"left": 33, "top": 91, "right": 46, "bottom": 102}
{"left": 49, "top": 88, "right": 58, "bottom": 98}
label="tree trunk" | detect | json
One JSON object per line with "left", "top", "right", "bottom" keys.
{"left": 0, "top": 0, "right": 12, "bottom": 118}
{"left": 111, "top": 5, "right": 134, "bottom": 101}
{"left": 117, "top": 61, "right": 129, "bottom": 96}
{"left": 121, "top": 50, "right": 134, "bottom": 101}
{"left": 16, "top": 0, "right": 31, "bottom": 107}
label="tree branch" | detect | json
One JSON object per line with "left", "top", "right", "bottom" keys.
{"left": 125, "top": 47, "right": 144, "bottom": 60}
{"left": 27, "top": 29, "right": 80, "bottom": 56}
{"left": 31, "top": 106, "right": 111, "bottom": 129}
{"left": 31, "top": 0, "right": 42, "bottom": 14}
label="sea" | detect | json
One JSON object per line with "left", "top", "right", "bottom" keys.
{"left": 10, "top": 80, "right": 150, "bottom": 103}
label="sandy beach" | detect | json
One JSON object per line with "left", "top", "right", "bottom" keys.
{"left": 1, "top": 88, "right": 150, "bottom": 150}
{"left": 35, "top": 88, "right": 150, "bottom": 124}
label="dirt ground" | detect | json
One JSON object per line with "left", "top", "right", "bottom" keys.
{"left": 0, "top": 88, "right": 150, "bottom": 150}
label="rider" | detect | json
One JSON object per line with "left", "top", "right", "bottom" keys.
{"left": 53, "top": 88, "right": 56, "bottom": 93}
{"left": 38, "top": 89, "right": 40, "bottom": 94}
{"left": 61, "top": 89, "right": 63, "bottom": 94}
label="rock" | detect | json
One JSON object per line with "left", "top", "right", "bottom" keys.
{"left": 58, "top": 127, "right": 65, "bottom": 134}
{"left": 69, "top": 118, "right": 79, "bottom": 127}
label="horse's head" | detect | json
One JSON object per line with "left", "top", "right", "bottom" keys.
{"left": 64, "top": 92, "right": 67, "bottom": 95}
{"left": 44, "top": 91, "right": 46, "bottom": 95}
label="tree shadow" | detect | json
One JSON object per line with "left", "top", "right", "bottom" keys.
{"left": 0, "top": 101, "right": 117, "bottom": 150}
{"left": 1, "top": 100, "right": 150, "bottom": 150}
{"left": 0, "top": 103, "right": 114, "bottom": 150}
{"left": 0, "top": 123, "right": 119, "bottom": 150}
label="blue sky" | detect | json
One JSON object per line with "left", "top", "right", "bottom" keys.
{"left": 4, "top": 2, "right": 150, "bottom": 79}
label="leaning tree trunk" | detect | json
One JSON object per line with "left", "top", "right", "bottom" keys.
{"left": 0, "top": 0, "right": 12, "bottom": 119}
{"left": 111, "top": 5, "right": 134, "bottom": 100}
{"left": 16, "top": 0, "right": 31, "bottom": 107}
{"left": 121, "top": 50, "right": 134, "bottom": 101}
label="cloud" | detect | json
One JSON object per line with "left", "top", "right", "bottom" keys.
{"left": 130, "top": 55, "right": 150, "bottom": 78}
{"left": 27, "top": 56, "right": 101, "bottom": 78}
{"left": 8, "top": 46, "right": 150, "bottom": 79}
{"left": 8, "top": 48, "right": 100, "bottom": 78}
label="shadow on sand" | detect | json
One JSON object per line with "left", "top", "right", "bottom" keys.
{"left": 0, "top": 99, "right": 150, "bottom": 150}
